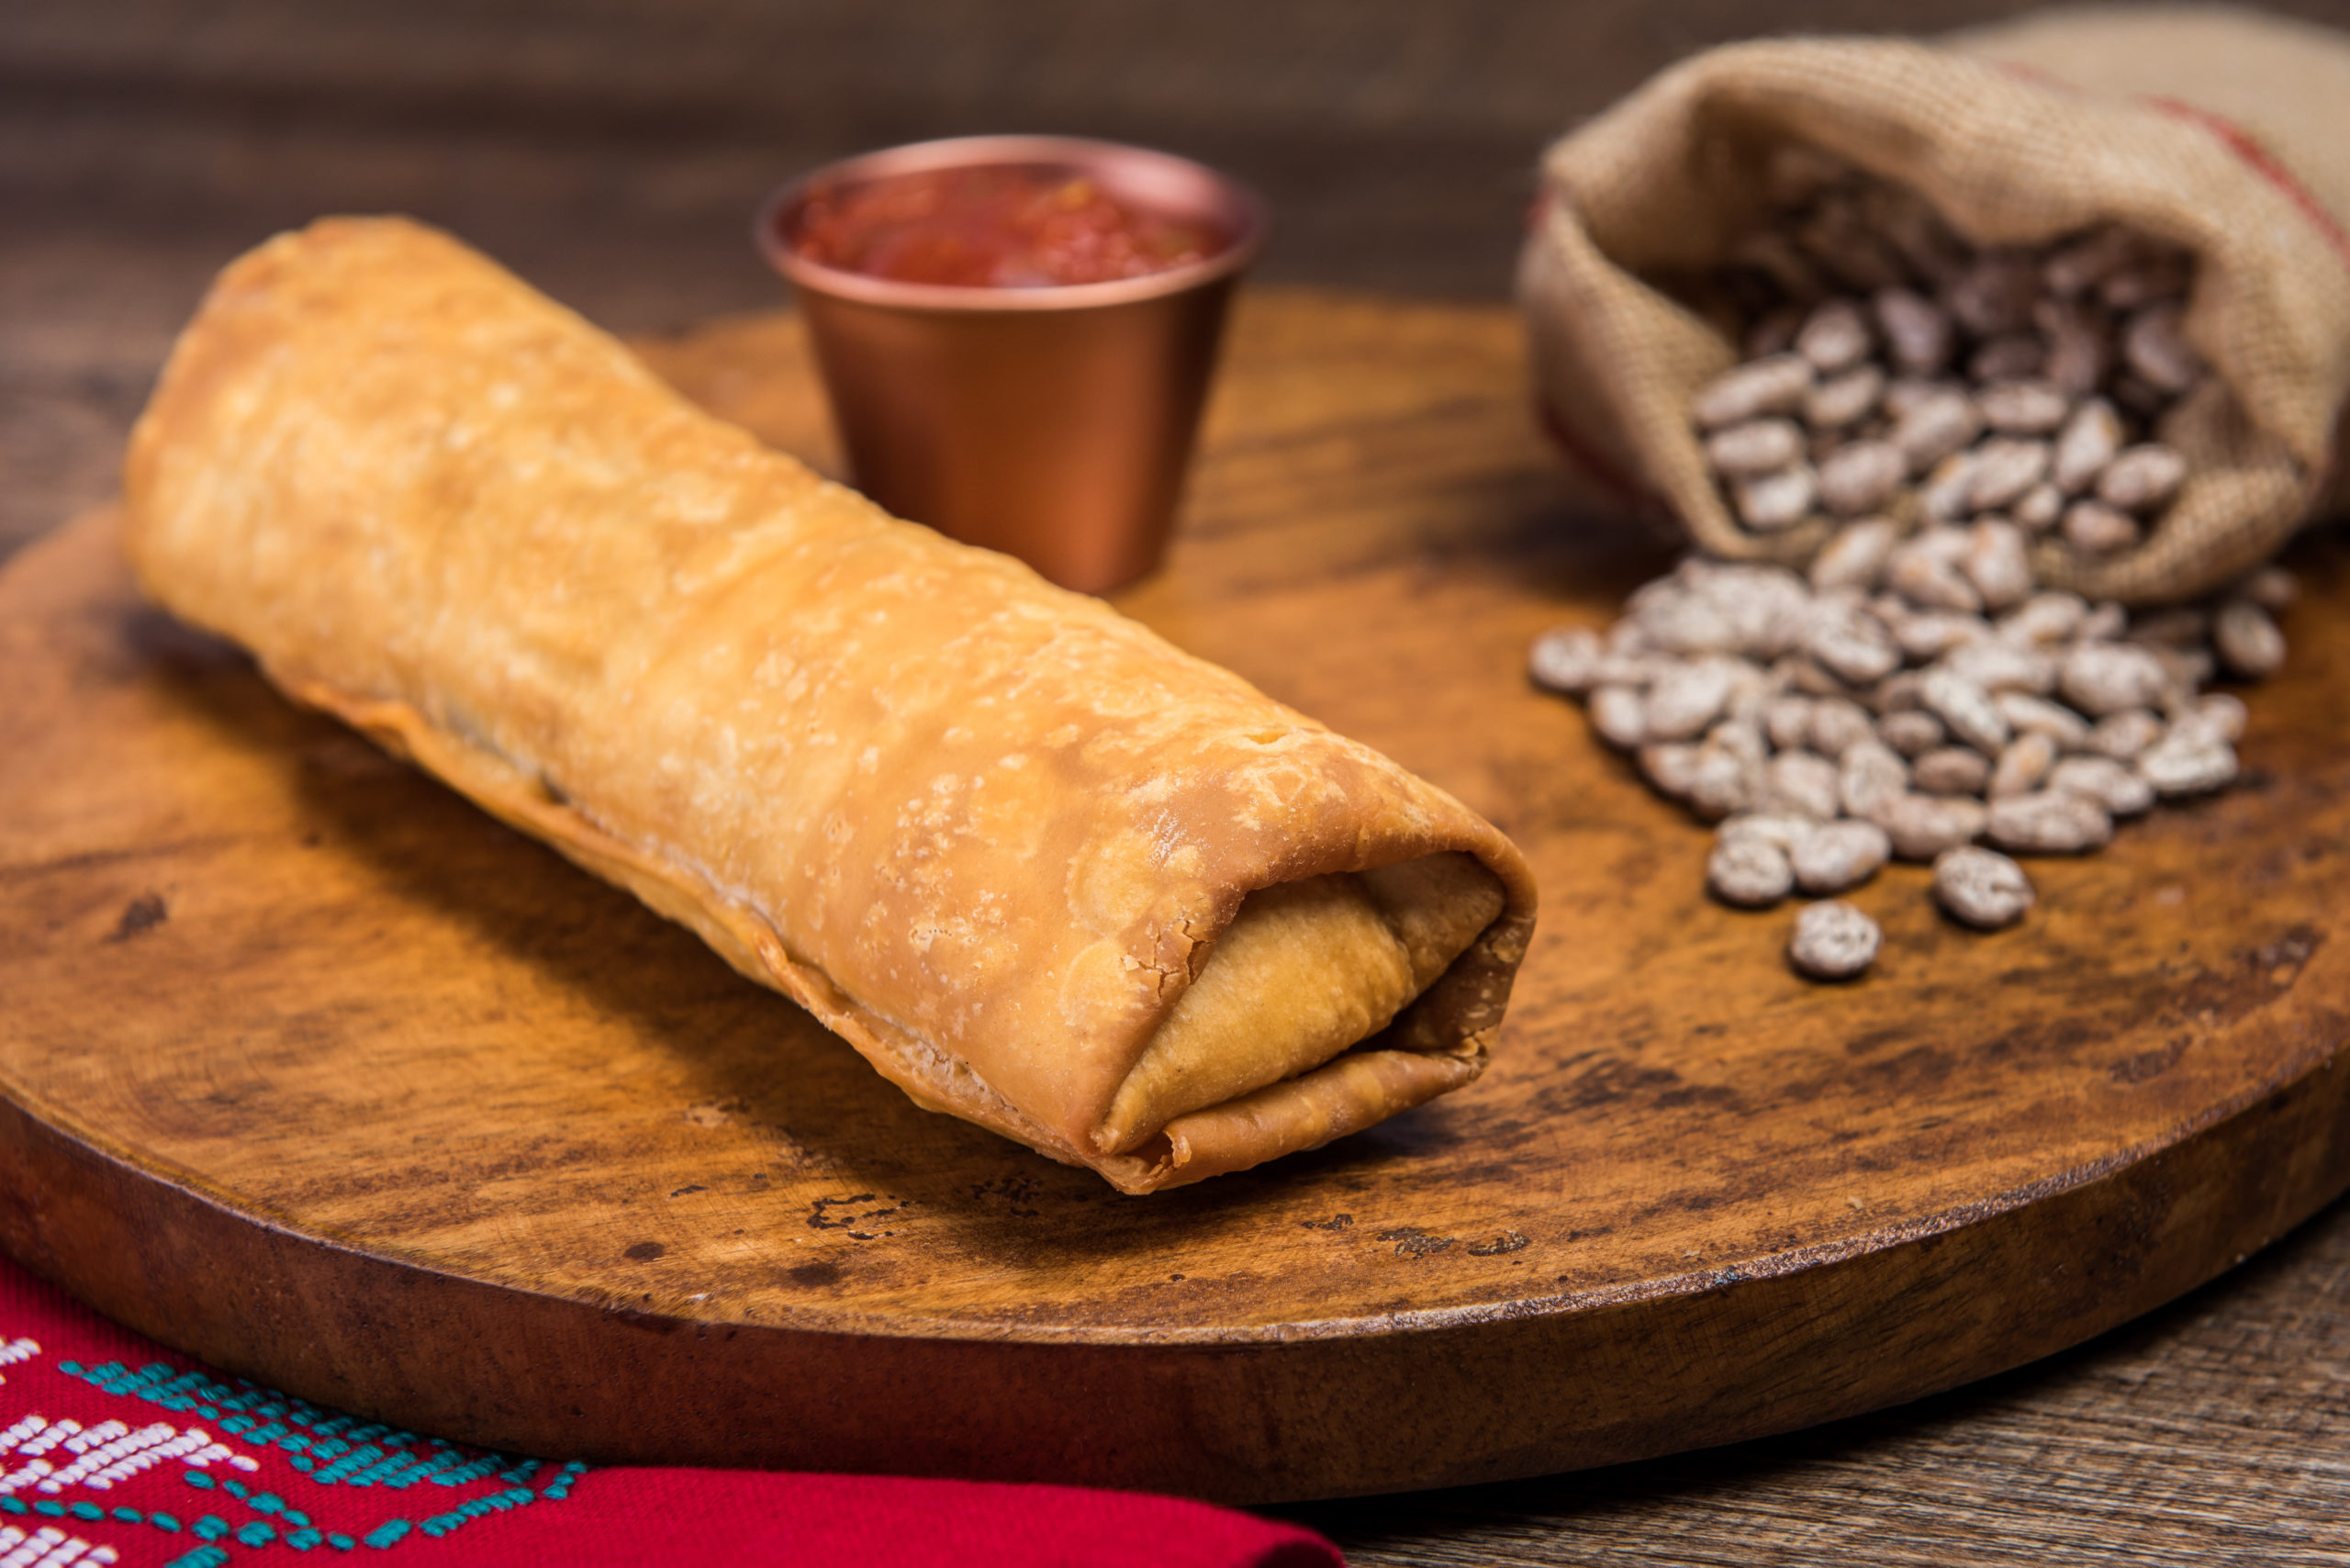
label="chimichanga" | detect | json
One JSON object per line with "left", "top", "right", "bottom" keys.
{"left": 121, "top": 218, "right": 1539, "bottom": 1193}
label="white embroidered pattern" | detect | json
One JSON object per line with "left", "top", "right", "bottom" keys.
{"left": 0, "top": 1414, "right": 253, "bottom": 1496}
{"left": 0, "top": 1522, "right": 116, "bottom": 1566}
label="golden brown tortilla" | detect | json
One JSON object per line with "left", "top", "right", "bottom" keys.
{"left": 121, "top": 217, "right": 1538, "bottom": 1192}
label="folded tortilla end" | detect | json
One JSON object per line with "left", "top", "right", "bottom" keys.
{"left": 1091, "top": 854, "right": 1507, "bottom": 1158}
{"left": 1113, "top": 1047, "right": 1486, "bottom": 1195}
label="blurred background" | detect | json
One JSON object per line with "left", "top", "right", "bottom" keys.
{"left": 9, "top": 0, "right": 2350, "bottom": 554}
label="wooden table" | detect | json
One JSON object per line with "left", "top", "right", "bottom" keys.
{"left": 7, "top": 1, "right": 2350, "bottom": 1558}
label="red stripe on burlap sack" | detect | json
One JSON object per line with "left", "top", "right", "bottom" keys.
{"left": 2129, "top": 90, "right": 2350, "bottom": 505}
{"left": 1996, "top": 58, "right": 2350, "bottom": 277}
{"left": 2140, "top": 95, "right": 2350, "bottom": 277}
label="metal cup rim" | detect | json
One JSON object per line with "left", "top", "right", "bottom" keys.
{"left": 753, "top": 134, "right": 1268, "bottom": 312}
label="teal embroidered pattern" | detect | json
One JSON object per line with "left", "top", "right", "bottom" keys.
{"left": 0, "top": 1354, "right": 597, "bottom": 1562}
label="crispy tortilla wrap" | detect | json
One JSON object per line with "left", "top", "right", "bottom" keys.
{"left": 122, "top": 218, "right": 1538, "bottom": 1192}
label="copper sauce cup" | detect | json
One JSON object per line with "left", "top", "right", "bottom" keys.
{"left": 756, "top": 136, "right": 1267, "bottom": 594}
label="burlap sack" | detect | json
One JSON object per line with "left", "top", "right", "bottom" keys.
{"left": 1517, "top": 5, "right": 2350, "bottom": 605}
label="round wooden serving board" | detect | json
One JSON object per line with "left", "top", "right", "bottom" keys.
{"left": 3, "top": 291, "right": 2349, "bottom": 1505}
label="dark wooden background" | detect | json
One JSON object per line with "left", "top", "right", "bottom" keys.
{"left": 9, "top": 1, "right": 2350, "bottom": 1560}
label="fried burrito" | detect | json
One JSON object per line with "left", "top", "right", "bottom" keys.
{"left": 122, "top": 218, "right": 1538, "bottom": 1193}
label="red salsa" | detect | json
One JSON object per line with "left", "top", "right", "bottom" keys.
{"left": 790, "top": 163, "right": 1220, "bottom": 287}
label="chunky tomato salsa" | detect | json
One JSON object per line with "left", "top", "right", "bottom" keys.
{"left": 789, "top": 163, "right": 1220, "bottom": 287}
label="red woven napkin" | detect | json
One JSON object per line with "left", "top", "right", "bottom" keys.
{"left": 0, "top": 1257, "right": 1340, "bottom": 1567}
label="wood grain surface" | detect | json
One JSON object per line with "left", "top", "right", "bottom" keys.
{"left": 1292, "top": 1203, "right": 2350, "bottom": 1566}
{"left": 1, "top": 293, "right": 2347, "bottom": 1508}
